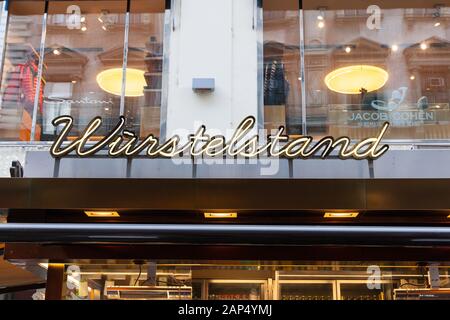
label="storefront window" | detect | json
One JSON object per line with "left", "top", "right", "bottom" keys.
{"left": 263, "top": 0, "right": 302, "bottom": 135}
{"left": 0, "top": 0, "right": 45, "bottom": 141}
{"left": 303, "top": 1, "right": 450, "bottom": 140}
{"left": 39, "top": 0, "right": 127, "bottom": 141}
{"left": 1, "top": 0, "right": 450, "bottom": 143}
{"left": 125, "top": 0, "right": 165, "bottom": 138}
{"left": 56, "top": 260, "right": 450, "bottom": 300}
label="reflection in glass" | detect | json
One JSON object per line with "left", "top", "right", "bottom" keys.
{"left": 125, "top": 0, "right": 165, "bottom": 138}
{"left": 0, "top": 1, "right": 45, "bottom": 141}
{"left": 263, "top": 0, "right": 302, "bottom": 135}
{"left": 40, "top": 0, "right": 127, "bottom": 141}
{"left": 303, "top": 1, "right": 450, "bottom": 139}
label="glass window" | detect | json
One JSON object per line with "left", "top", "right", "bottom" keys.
{"left": 40, "top": 0, "right": 127, "bottom": 141}
{"left": 303, "top": 0, "right": 450, "bottom": 140}
{"left": 0, "top": 0, "right": 45, "bottom": 141}
{"left": 263, "top": 0, "right": 302, "bottom": 135}
{"left": 125, "top": 0, "right": 166, "bottom": 138}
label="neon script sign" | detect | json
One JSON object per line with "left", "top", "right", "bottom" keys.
{"left": 50, "top": 116, "right": 390, "bottom": 160}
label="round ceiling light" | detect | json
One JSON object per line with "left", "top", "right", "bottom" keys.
{"left": 324, "top": 65, "right": 389, "bottom": 95}
{"left": 96, "top": 68, "right": 146, "bottom": 97}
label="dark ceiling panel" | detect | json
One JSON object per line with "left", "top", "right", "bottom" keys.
{"left": 0, "top": 178, "right": 449, "bottom": 211}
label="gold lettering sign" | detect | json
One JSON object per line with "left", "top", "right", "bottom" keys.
{"left": 50, "top": 116, "right": 390, "bottom": 160}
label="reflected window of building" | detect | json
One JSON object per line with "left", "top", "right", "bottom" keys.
{"left": 39, "top": 0, "right": 127, "bottom": 141}
{"left": 125, "top": 0, "right": 165, "bottom": 138}
{"left": 303, "top": 0, "right": 450, "bottom": 140}
{"left": 263, "top": 0, "right": 301, "bottom": 135}
{"left": 0, "top": 1, "right": 45, "bottom": 141}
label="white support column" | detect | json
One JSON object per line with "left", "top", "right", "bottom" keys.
{"left": 166, "top": 0, "right": 258, "bottom": 139}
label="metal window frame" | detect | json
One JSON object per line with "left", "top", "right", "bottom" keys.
{"left": 30, "top": 0, "right": 48, "bottom": 141}
{"left": 159, "top": 0, "right": 173, "bottom": 141}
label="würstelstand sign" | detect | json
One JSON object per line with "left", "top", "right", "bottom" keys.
{"left": 50, "top": 115, "right": 390, "bottom": 160}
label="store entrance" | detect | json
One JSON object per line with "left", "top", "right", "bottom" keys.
{"left": 34, "top": 260, "right": 450, "bottom": 300}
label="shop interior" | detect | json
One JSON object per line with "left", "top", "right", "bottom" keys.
{"left": 2, "top": 260, "right": 450, "bottom": 300}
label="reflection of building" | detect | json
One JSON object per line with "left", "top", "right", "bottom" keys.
{"left": 302, "top": 7, "right": 450, "bottom": 139}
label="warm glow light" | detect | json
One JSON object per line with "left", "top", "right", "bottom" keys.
{"left": 420, "top": 43, "right": 428, "bottom": 50}
{"left": 410, "top": 75, "right": 416, "bottom": 80}
{"left": 324, "top": 212, "right": 359, "bottom": 218}
{"left": 325, "top": 65, "right": 389, "bottom": 95}
{"left": 318, "top": 21, "right": 325, "bottom": 28}
{"left": 345, "top": 46, "right": 352, "bottom": 53}
{"left": 96, "top": 68, "right": 146, "bottom": 97}
{"left": 81, "top": 26, "right": 87, "bottom": 32}
{"left": 53, "top": 49, "right": 61, "bottom": 55}
{"left": 434, "top": 22, "right": 441, "bottom": 27}
{"left": 391, "top": 44, "right": 399, "bottom": 52}
{"left": 85, "top": 211, "right": 120, "bottom": 217}
{"left": 80, "top": 16, "right": 86, "bottom": 23}
{"left": 204, "top": 212, "right": 238, "bottom": 219}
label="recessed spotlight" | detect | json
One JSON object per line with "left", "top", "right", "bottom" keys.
{"left": 81, "top": 26, "right": 87, "bottom": 32}
{"left": 391, "top": 44, "right": 399, "bottom": 52}
{"left": 204, "top": 212, "right": 237, "bottom": 219}
{"left": 324, "top": 212, "right": 359, "bottom": 218}
{"left": 53, "top": 49, "right": 61, "bottom": 55}
{"left": 410, "top": 75, "right": 416, "bottom": 80}
{"left": 85, "top": 211, "right": 120, "bottom": 218}
{"left": 317, "top": 15, "right": 324, "bottom": 21}
{"left": 345, "top": 46, "right": 352, "bottom": 53}
{"left": 71, "top": 80, "right": 77, "bottom": 84}
{"left": 80, "top": 16, "right": 86, "bottom": 23}
{"left": 318, "top": 21, "right": 325, "bottom": 28}
{"left": 420, "top": 43, "right": 428, "bottom": 50}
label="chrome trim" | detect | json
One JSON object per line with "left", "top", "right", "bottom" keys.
{"left": 1, "top": 223, "right": 450, "bottom": 246}
{"left": 299, "top": 8, "right": 307, "bottom": 135}
{"left": 159, "top": 5, "right": 172, "bottom": 142}
{"left": 256, "top": 0, "right": 264, "bottom": 130}
{"left": 119, "top": 10, "right": 130, "bottom": 116}
{"left": 30, "top": 8, "right": 48, "bottom": 141}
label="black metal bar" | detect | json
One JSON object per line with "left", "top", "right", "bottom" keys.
{"left": 126, "top": 157, "right": 132, "bottom": 178}
{"left": 192, "top": 158, "right": 197, "bottom": 178}
{"left": 288, "top": 158, "right": 293, "bottom": 178}
{"left": 0, "top": 282, "right": 46, "bottom": 295}
{"left": 1, "top": 223, "right": 450, "bottom": 246}
{"left": 368, "top": 158, "right": 375, "bottom": 178}
{"left": 52, "top": 158, "right": 60, "bottom": 178}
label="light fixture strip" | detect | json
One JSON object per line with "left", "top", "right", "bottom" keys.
{"left": 204, "top": 212, "right": 238, "bottom": 219}
{"left": 324, "top": 212, "right": 359, "bottom": 218}
{"left": 85, "top": 211, "right": 120, "bottom": 218}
